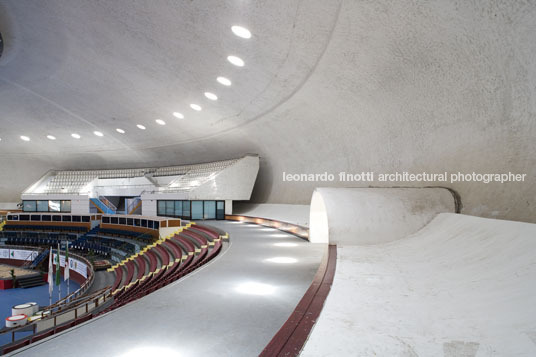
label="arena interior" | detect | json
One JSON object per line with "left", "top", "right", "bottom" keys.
{"left": 0, "top": 1, "right": 535, "bottom": 356}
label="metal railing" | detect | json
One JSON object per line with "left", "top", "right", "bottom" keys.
{"left": 45, "top": 251, "right": 96, "bottom": 306}
{"left": 0, "top": 252, "right": 102, "bottom": 348}
{"left": 127, "top": 197, "right": 142, "bottom": 215}
{"left": 98, "top": 196, "right": 117, "bottom": 211}
{"left": 0, "top": 286, "right": 112, "bottom": 344}
{"left": 225, "top": 215, "right": 309, "bottom": 240}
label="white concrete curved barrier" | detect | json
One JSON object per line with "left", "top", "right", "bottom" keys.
{"left": 309, "top": 187, "right": 456, "bottom": 244}
{"left": 303, "top": 213, "right": 536, "bottom": 356}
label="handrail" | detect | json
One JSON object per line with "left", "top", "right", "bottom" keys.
{"left": 260, "top": 245, "right": 337, "bottom": 356}
{"left": 45, "top": 251, "right": 95, "bottom": 307}
{"left": 225, "top": 214, "right": 309, "bottom": 240}
{"left": 127, "top": 197, "right": 142, "bottom": 215}
{"left": 0, "top": 286, "right": 112, "bottom": 342}
{"left": 21, "top": 248, "right": 44, "bottom": 268}
{"left": 98, "top": 196, "right": 117, "bottom": 211}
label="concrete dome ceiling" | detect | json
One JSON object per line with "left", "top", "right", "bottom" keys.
{"left": 0, "top": 0, "right": 535, "bottom": 223}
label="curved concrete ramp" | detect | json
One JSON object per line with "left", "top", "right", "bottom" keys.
{"left": 309, "top": 187, "right": 456, "bottom": 244}
{"left": 302, "top": 213, "right": 536, "bottom": 356}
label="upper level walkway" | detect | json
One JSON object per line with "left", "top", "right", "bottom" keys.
{"left": 11, "top": 221, "right": 324, "bottom": 356}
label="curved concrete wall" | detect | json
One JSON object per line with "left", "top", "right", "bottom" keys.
{"left": 309, "top": 187, "right": 456, "bottom": 245}
{"left": 0, "top": 1, "right": 534, "bottom": 223}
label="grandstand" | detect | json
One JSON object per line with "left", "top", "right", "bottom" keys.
{"left": 20, "top": 155, "right": 258, "bottom": 220}
{"left": 0, "top": 210, "right": 228, "bottom": 353}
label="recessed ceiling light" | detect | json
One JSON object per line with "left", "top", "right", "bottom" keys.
{"left": 227, "top": 55, "right": 245, "bottom": 67}
{"left": 217, "top": 76, "right": 232, "bottom": 86}
{"left": 137, "top": 124, "right": 146, "bottom": 130}
{"left": 172, "top": 112, "right": 184, "bottom": 119}
{"left": 204, "top": 92, "right": 218, "bottom": 101}
{"left": 46, "top": 135, "right": 56, "bottom": 140}
{"left": 116, "top": 128, "right": 125, "bottom": 134}
{"left": 20, "top": 135, "right": 30, "bottom": 141}
{"left": 231, "top": 25, "right": 252, "bottom": 39}
{"left": 71, "top": 133, "right": 81, "bottom": 139}
{"left": 155, "top": 119, "right": 166, "bottom": 125}
{"left": 93, "top": 131, "right": 104, "bottom": 137}
{"left": 190, "top": 104, "right": 202, "bottom": 111}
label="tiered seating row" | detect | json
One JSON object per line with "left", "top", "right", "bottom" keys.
{"left": 104, "top": 224, "right": 225, "bottom": 312}
{"left": 3, "top": 224, "right": 88, "bottom": 233}
{"left": 98, "top": 228, "right": 153, "bottom": 242}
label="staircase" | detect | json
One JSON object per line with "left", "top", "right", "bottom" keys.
{"left": 127, "top": 197, "right": 142, "bottom": 215}
{"left": 71, "top": 226, "right": 100, "bottom": 246}
{"left": 17, "top": 274, "right": 46, "bottom": 289}
{"left": 90, "top": 198, "right": 116, "bottom": 214}
{"left": 27, "top": 249, "right": 49, "bottom": 269}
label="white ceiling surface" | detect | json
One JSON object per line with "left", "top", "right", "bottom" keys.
{"left": 0, "top": 1, "right": 535, "bottom": 222}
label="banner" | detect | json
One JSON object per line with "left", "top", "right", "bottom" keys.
{"left": 6, "top": 249, "right": 38, "bottom": 261}
{"left": 0, "top": 248, "right": 9, "bottom": 259}
{"left": 53, "top": 254, "right": 88, "bottom": 279}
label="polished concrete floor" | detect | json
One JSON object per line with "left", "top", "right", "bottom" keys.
{"left": 12, "top": 221, "right": 324, "bottom": 357}
{"left": 302, "top": 214, "right": 536, "bottom": 356}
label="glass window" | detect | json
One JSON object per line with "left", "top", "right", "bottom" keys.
{"left": 134, "top": 219, "right": 141, "bottom": 227}
{"left": 119, "top": 217, "right": 126, "bottom": 225}
{"left": 141, "top": 219, "right": 148, "bottom": 227}
{"left": 153, "top": 221, "right": 159, "bottom": 229}
{"left": 203, "top": 201, "right": 216, "bottom": 220}
{"left": 52, "top": 215, "right": 61, "bottom": 222}
{"left": 23, "top": 201, "right": 37, "bottom": 212}
{"left": 37, "top": 201, "right": 49, "bottom": 212}
{"left": 20, "top": 214, "right": 30, "bottom": 221}
{"left": 216, "top": 201, "right": 225, "bottom": 220}
{"left": 72, "top": 216, "right": 81, "bottom": 222}
{"left": 102, "top": 216, "right": 110, "bottom": 224}
{"left": 31, "top": 215, "right": 41, "bottom": 221}
{"left": 148, "top": 220, "right": 153, "bottom": 229}
{"left": 82, "top": 216, "right": 90, "bottom": 223}
{"left": 49, "top": 201, "right": 61, "bottom": 212}
{"left": 157, "top": 201, "right": 166, "bottom": 216}
{"left": 127, "top": 218, "right": 134, "bottom": 226}
{"left": 42, "top": 215, "right": 51, "bottom": 221}
{"left": 111, "top": 217, "right": 118, "bottom": 224}
{"left": 62, "top": 215, "right": 71, "bottom": 222}
{"left": 61, "top": 200, "right": 71, "bottom": 212}
{"left": 191, "top": 201, "right": 203, "bottom": 220}
{"left": 182, "top": 201, "right": 191, "bottom": 218}
{"left": 165, "top": 201, "right": 175, "bottom": 217}
{"left": 174, "top": 200, "right": 182, "bottom": 217}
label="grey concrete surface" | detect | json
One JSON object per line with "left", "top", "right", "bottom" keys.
{"left": 309, "top": 187, "right": 456, "bottom": 244}
{"left": 302, "top": 213, "right": 536, "bottom": 356}
{"left": 10, "top": 221, "right": 324, "bottom": 357}
{"left": 0, "top": 1, "right": 534, "bottom": 223}
{"left": 85, "top": 270, "right": 114, "bottom": 295}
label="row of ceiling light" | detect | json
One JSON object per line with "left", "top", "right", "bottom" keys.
{"left": 1, "top": 25, "right": 252, "bottom": 143}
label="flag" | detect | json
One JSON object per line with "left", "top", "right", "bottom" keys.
{"left": 47, "top": 247, "right": 53, "bottom": 296}
{"left": 55, "top": 243, "right": 61, "bottom": 286}
{"left": 64, "top": 243, "right": 70, "bottom": 281}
